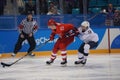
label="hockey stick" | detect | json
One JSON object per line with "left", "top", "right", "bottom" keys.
{"left": 1, "top": 40, "right": 50, "bottom": 68}
{"left": 87, "top": 12, "right": 101, "bottom": 21}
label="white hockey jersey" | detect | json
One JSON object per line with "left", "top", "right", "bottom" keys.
{"left": 77, "top": 27, "right": 99, "bottom": 43}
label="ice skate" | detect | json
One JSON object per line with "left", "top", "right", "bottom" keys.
{"left": 74, "top": 59, "right": 87, "bottom": 65}
{"left": 74, "top": 60, "right": 83, "bottom": 64}
{"left": 60, "top": 60, "right": 67, "bottom": 65}
{"left": 28, "top": 52, "right": 35, "bottom": 57}
{"left": 46, "top": 60, "right": 54, "bottom": 65}
{"left": 82, "top": 59, "right": 87, "bottom": 65}
{"left": 11, "top": 53, "right": 16, "bottom": 57}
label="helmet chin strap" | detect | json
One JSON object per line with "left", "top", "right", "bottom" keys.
{"left": 82, "top": 26, "right": 88, "bottom": 32}
{"left": 82, "top": 30, "right": 85, "bottom": 32}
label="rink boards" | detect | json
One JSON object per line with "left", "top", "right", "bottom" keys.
{"left": 0, "top": 28, "right": 120, "bottom": 58}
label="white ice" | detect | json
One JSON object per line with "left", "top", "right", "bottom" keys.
{"left": 0, "top": 54, "right": 120, "bottom": 80}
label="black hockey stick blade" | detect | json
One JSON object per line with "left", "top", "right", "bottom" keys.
{"left": 1, "top": 40, "right": 50, "bottom": 68}
{"left": 1, "top": 62, "right": 12, "bottom": 68}
{"left": 1, "top": 53, "right": 28, "bottom": 68}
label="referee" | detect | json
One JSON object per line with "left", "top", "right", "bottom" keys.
{"left": 11, "top": 13, "right": 38, "bottom": 57}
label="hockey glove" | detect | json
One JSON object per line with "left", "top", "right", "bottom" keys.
{"left": 65, "top": 29, "right": 79, "bottom": 37}
{"left": 50, "top": 36, "right": 54, "bottom": 41}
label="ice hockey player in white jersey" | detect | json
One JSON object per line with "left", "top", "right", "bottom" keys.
{"left": 74, "top": 21, "right": 99, "bottom": 65}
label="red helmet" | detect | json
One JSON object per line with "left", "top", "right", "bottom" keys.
{"left": 48, "top": 19, "right": 56, "bottom": 26}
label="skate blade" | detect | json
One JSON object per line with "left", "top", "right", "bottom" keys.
{"left": 75, "top": 63, "right": 86, "bottom": 67}
{"left": 61, "top": 63, "right": 67, "bottom": 67}
{"left": 46, "top": 63, "right": 52, "bottom": 65}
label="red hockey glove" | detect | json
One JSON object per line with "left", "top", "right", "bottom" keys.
{"left": 65, "top": 29, "right": 79, "bottom": 37}
{"left": 50, "top": 36, "right": 54, "bottom": 41}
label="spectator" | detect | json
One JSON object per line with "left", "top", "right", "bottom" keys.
{"left": 106, "top": 3, "right": 116, "bottom": 19}
{"left": 25, "top": 0, "right": 36, "bottom": 15}
{"left": 47, "top": 7, "right": 55, "bottom": 15}
{"left": 39, "top": 0, "right": 48, "bottom": 14}
{"left": 0, "top": 0, "right": 6, "bottom": 15}
{"left": 113, "top": 10, "right": 120, "bottom": 26}
{"left": 17, "top": 0, "right": 25, "bottom": 14}
{"left": 104, "top": 4, "right": 116, "bottom": 26}
{"left": 47, "top": 7, "right": 60, "bottom": 15}
{"left": 48, "top": 2, "right": 56, "bottom": 10}
{"left": 47, "top": 1, "right": 60, "bottom": 15}
{"left": 64, "top": 0, "right": 74, "bottom": 14}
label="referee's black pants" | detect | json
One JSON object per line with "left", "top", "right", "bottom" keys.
{"left": 14, "top": 32, "right": 36, "bottom": 54}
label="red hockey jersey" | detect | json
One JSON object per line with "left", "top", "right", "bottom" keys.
{"left": 50, "top": 23, "right": 74, "bottom": 38}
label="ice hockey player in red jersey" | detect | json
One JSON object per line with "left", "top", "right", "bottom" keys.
{"left": 46, "top": 19, "right": 76, "bottom": 65}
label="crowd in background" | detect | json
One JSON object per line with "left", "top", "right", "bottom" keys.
{"left": 0, "top": 0, "right": 91, "bottom": 15}
{"left": 0, "top": 0, "right": 120, "bottom": 15}
{"left": 104, "top": 3, "right": 120, "bottom": 26}
{"left": 0, "top": 0, "right": 120, "bottom": 26}
{"left": 0, "top": 0, "right": 6, "bottom": 15}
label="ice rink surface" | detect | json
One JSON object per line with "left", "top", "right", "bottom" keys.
{"left": 0, "top": 54, "right": 120, "bottom": 80}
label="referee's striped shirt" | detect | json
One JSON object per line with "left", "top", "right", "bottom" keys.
{"left": 19, "top": 19, "right": 38, "bottom": 34}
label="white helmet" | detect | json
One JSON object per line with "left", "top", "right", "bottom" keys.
{"left": 81, "top": 21, "right": 90, "bottom": 28}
